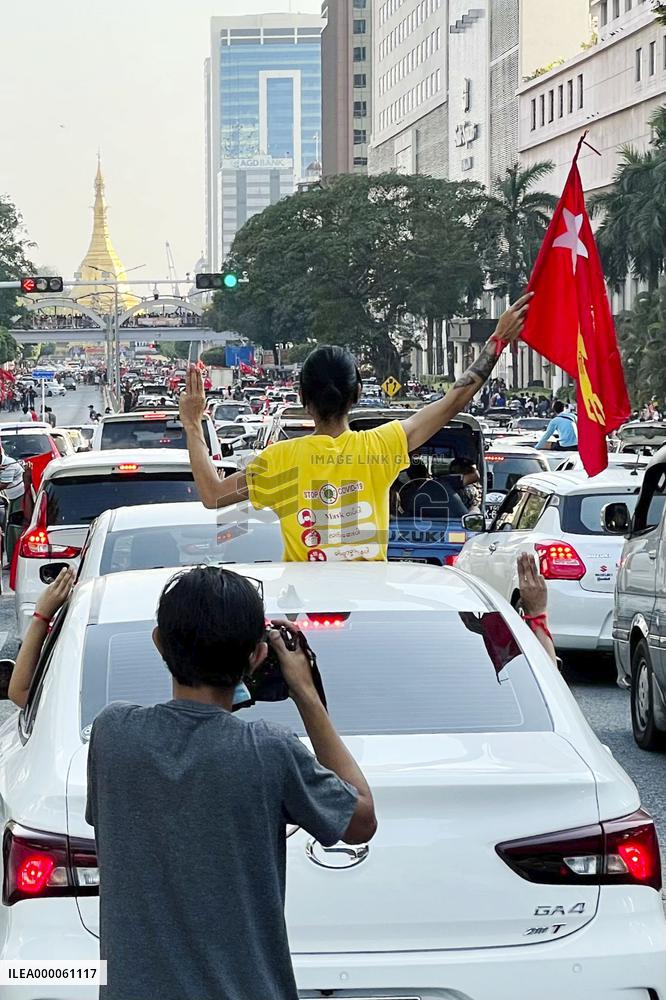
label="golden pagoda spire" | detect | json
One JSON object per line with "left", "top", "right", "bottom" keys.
{"left": 74, "top": 157, "right": 139, "bottom": 313}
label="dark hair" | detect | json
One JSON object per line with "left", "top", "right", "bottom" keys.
{"left": 553, "top": 400, "right": 565, "bottom": 414}
{"left": 300, "top": 346, "right": 361, "bottom": 421}
{"left": 156, "top": 566, "right": 265, "bottom": 689}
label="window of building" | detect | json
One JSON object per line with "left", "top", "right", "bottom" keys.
{"left": 649, "top": 39, "right": 656, "bottom": 75}
{"left": 354, "top": 129, "right": 367, "bottom": 144}
{"left": 636, "top": 47, "right": 642, "bottom": 82}
{"left": 663, "top": 35, "right": 666, "bottom": 70}
{"left": 567, "top": 78, "right": 574, "bottom": 112}
{"left": 539, "top": 93, "right": 545, "bottom": 126}
{"left": 558, "top": 83, "right": 564, "bottom": 117}
{"left": 531, "top": 98, "right": 537, "bottom": 130}
{"left": 353, "top": 157, "right": 368, "bottom": 166}
{"left": 353, "top": 19, "right": 367, "bottom": 33}
{"left": 613, "top": 0, "right": 620, "bottom": 17}
{"left": 353, "top": 46, "right": 367, "bottom": 60}
{"left": 436, "top": 68, "right": 441, "bottom": 91}
{"left": 577, "top": 74, "right": 584, "bottom": 108}
{"left": 625, "top": 0, "right": 632, "bottom": 9}
{"left": 353, "top": 0, "right": 366, "bottom": 7}
{"left": 548, "top": 90, "right": 554, "bottom": 122}
{"left": 353, "top": 100, "right": 368, "bottom": 117}
{"left": 354, "top": 73, "right": 367, "bottom": 87}
{"left": 600, "top": 0, "right": 608, "bottom": 25}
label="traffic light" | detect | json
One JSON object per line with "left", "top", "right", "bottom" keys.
{"left": 195, "top": 272, "right": 240, "bottom": 291}
{"left": 20, "top": 276, "right": 64, "bottom": 294}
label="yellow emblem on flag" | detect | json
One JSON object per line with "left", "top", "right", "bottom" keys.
{"left": 577, "top": 332, "right": 605, "bottom": 425}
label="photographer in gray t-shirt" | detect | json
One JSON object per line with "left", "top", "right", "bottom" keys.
{"left": 86, "top": 566, "right": 376, "bottom": 1000}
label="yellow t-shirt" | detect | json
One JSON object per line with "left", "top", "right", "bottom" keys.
{"left": 246, "top": 421, "right": 410, "bottom": 562}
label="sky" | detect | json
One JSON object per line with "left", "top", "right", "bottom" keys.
{"left": 0, "top": 0, "right": 320, "bottom": 287}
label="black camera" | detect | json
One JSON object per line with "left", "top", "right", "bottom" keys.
{"left": 242, "top": 623, "right": 328, "bottom": 708}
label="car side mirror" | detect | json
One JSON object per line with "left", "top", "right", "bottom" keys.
{"left": 601, "top": 501, "right": 631, "bottom": 535}
{"left": 0, "top": 658, "right": 15, "bottom": 700}
{"left": 462, "top": 512, "right": 485, "bottom": 534}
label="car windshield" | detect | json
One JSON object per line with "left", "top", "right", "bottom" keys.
{"left": 79, "top": 610, "right": 551, "bottom": 733}
{"left": 213, "top": 404, "right": 249, "bottom": 421}
{"left": 99, "top": 418, "right": 212, "bottom": 451}
{"left": 485, "top": 455, "right": 546, "bottom": 492}
{"left": 560, "top": 490, "right": 648, "bottom": 535}
{"left": 216, "top": 425, "right": 239, "bottom": 439}
{"left": 98, "top": 520, "right": 282, "bottom": 574}
{"left": 1, "top": 434, "right": 51, "bottom": 459}
{"left": 45, "top": 473, "right": 200, "bottom": 526}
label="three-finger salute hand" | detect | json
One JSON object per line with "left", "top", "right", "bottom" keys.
{"left": 494, "top": 292, "right": 534, "bottom": 346}
{"left": 179, "top": 366, "right": 206, "bottom": 428}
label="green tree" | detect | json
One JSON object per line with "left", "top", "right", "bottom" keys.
{"left": 617, "top": 287, "right": 666, "bottom": 406}
{"left": 200, "top": 347, "right": 228, "bottom": 366}
{"left": 477, "top": 161, "right": 557, "bottom": 387}
{"left": 0, "top": 328, "right": 18, "bottom": 364}
{"left": 208, "top": 173, "right": 484, "bottom": 382}
{"left": 590, "top": 106, "right": 666, "bottom": 293}
{"left": 0, "top": 194, "right": 34, "bottom": 328}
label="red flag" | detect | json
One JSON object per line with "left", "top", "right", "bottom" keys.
{"left": 522, "top": 137, "right": 630, "bottom": 476}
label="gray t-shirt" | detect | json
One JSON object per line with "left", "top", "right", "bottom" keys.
{"left": 86, "top": 699, "right": 358, "bottom": 1000}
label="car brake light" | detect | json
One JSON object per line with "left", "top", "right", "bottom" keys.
{"left": 142, "top": 412, "right": 168, "bottom": 420}
{"left": 18, "top": 494, "right": 82, "bottom": 560}
{"left": 497, "top": 809, "right": 661, "bottom": 892}
{"left": 535, "top": 540, "right": 586, "bottom": 581}
{"left": 116, "top": 463, "right": 140, "bottom": 473}
{"left": 2, "top": 824, "right": 99, "bottom": 905}
{"left": 301, "top": 613, "right": 350, "bottom": 629}
{"left": 444, "top": 554, "right": 458, "bottom": 566}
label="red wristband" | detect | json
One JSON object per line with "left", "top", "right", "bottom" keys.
{"left": 33, "top": 611, "right": 51, "bottom": 626}
{"left": 523, "top": 613, "right": 554, "bottom": 644}
{"left": 489, "top": 333, "right": 507, "bottom": 357}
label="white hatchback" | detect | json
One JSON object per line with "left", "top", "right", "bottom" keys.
{"left": 77, "top": 501, "right": 282, "bottom": 581}
{"left": 0, "top": 562, "right": 663, "bottom": 1000}
{"left": 12, "top": 450, "right": 237, "bottom": 640}
{"left": 456, "top": 468, "right": 646, "bottom": 653}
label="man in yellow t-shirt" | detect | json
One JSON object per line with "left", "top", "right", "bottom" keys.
{"left": 180, "top": 295, "right": 531, "bottom": 562}
{"left": 246, "top": 419, "right": 409, "bottom": 562}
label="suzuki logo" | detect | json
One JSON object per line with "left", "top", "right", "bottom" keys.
{"left": 306, "top": 840, "right": 369, "bottom": 869}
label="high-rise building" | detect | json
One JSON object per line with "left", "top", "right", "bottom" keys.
{"left": 369, "top": 0, "right": 448, "bottom": 176}
{"left": 205, "top": 13, "right": 324, "bottom": 271}
{"left": 321, "top": 0, "right": 373, "bottom": 176}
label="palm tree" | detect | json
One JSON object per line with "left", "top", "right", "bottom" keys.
{"left": 590, "top": 105, "right": 666, "bottom": 293}
{"left": 480, "top": 161, "right": 558, "bottom": 388}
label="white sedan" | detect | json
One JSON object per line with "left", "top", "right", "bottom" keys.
{"left": 457, "top": 468, "right": 645, "bottom": 652}
{"left": 0, "top": 561, "right": 664, "bottom": 999}
{"left": 77, "top": 501, "right": 282, "bottom": 581}
{"left": 12, "top": 450, "right": 237, "bottom": 640}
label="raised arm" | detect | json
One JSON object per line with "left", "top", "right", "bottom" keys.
{"left": 402, "top": 294, "right": 533, "bottom": 453}
{"left": 9, "top": 567, "right": 74, "bottom": 708}
{"left": 180, "top": 368, "right": 249, "bottom": 509}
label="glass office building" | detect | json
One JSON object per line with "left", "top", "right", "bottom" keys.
{"left": 205, "top": 15, "right": 323, "bottom": 269}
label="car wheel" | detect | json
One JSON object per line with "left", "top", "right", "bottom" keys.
{"left": 631, "top": 638, "right": 666, "bottom": 751}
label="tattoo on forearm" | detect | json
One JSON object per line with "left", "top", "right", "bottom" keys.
{"left": 453, "top": 341, "right": 501, "bottom": 391}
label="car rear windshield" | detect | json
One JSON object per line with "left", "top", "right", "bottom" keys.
{"left": 485, "top": 455, "right": 546, "bottom": 492}
{"left": 212, "top": 404, "right": 250, "bottom": 421}
{"left": 560, "top": 490, "right": 646, "bottom": 535}
{"left": 99, "top": 418, "right": 212, "bottom": 452}
{"left": 280, "top": 425, "right": 314, "bottom": 440}
{"left": 79, "top": 610, "right": 551, "bottom": 734}
{"left": 1, "top": 434, "right": 52, "bottom": 459}
{"left": 45, "top": 473, "right": 200, "bottom": 526}
{"left": 514, "top": 419, "right": 548, "bottom": 430}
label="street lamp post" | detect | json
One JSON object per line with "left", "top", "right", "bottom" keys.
{"left": 87, "top": 264, "right": 145, "bottom": 400}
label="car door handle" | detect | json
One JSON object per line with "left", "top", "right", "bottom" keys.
{"left": 488, "top": 543, "right": 497, "bottom": 554}
{"left": 649, "top": 552, "right": 657, "bottom": 561}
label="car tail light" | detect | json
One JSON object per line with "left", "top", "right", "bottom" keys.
{"left": 535, "top": 540, "right": 586, "bottom": 581}
{"left": 497, "top": 809, "right": 661, "bottom": 892}
{"left": 301, "top": 613, "right": 350, "bottom": 629}
{"left": 18, "top": 497, "right": 81, "bottom": 560}
{"left": 211, "top": 451, "right": 222, "bottom": 461}
{"left": 444, "top": 554, "right": 458, "bottom": 566}
{"left": 115, "top": 463, "right": 140, "bottom": 473}
{"left": 2, "top": 824, "right": 99, "bottom": 905}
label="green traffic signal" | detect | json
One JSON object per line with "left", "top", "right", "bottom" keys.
{"left": 195, "top": 272, "right": 241, "bottom": 291}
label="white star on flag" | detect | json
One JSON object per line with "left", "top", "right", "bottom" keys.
{"left": 553, "top": 208, "right": 589, "bottom": 273}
